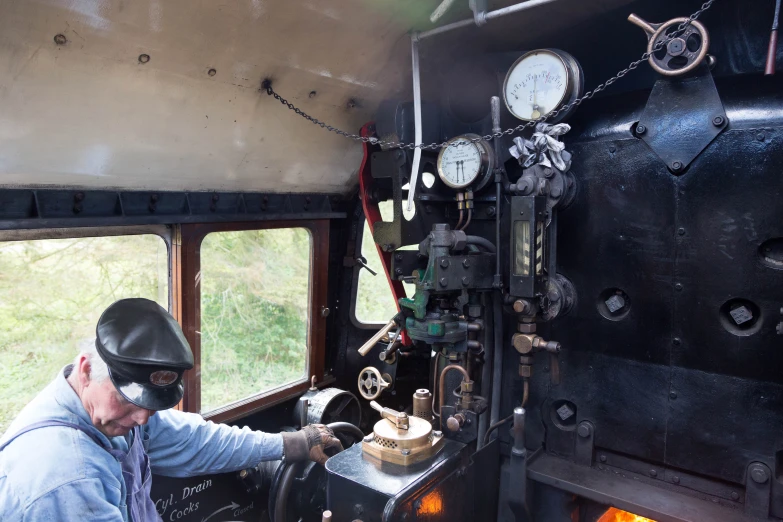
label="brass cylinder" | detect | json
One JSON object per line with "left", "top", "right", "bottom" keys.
{"left": 413, "top": 389, "right": 433, "bottom": 421}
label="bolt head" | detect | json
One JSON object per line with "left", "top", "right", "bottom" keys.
{"left": 674, "top": 283, "right": 683, "bottom": 291}
{"left": 757, "top": 132, "right": 766, "bottom": 142}
{"left": 673, "top": 337, "right": 682, "bottom": 346}
{"left": 672, "top": 476, "right": 680, "bottom": 484}
{"left": 677, "top": 227, "right": 686, "bottom": 236}
{"left": 577, "top": 423, "right": 591, "bottom": 438}
{"left": 670, "top": 391, "right": 678, "bottom": 400}
{"left": 462, "top": 258, "right": 471, "bottom": 268}
{"left": 672, "top": 161, "right": 683, "bottom": 171}
{"left": 461, "top": 276, "right": 471, "bottom": 286}
{"left": 650, "top": 469, "right": 658, "bottom": 477}
{"left": 599, "top": 455, "right": 607, "bottom": 463}
{"left": 712, "top": 115, "right": 725, "bottom": 126}
{"left": 750, "top": 465, "right": 769, "bottom": 484}
{"left": 636, "top": 124, "right": 647, "bottom": 135}
{"left": 731, "top": 491, "right": 739, "bottom": 500}
{"left": 440, "top": 259, "right": 450, "bottom": 269}
{"left": 439, "top": 277, "right": 448, "bottom": 287}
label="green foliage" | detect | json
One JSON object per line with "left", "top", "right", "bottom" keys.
{"left": 199, "top": 229, "right": 311, "bottom": 413}
{"left": 0, "top": 235, "right": 168, "bottom": 433}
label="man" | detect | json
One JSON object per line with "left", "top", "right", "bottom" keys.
{"left": 0, "top": 298, "right": 341, "bottom": 521}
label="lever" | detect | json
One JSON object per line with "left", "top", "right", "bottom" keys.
{"left": 370, "top": 400, "right": 409, "bottom": 430}
{"left": 355, "top": 256, "right": 377, "bottom": 276}
{"left": 358, "top": 319, "right": 397, "bottom": 356}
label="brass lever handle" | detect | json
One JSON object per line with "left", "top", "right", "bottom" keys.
{"left": 370, "top": 400, "right": 409, "bottom": 430}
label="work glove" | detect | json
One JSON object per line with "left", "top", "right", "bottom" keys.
{"left": 281, "top": 424, "right": 344, "bottom": 465}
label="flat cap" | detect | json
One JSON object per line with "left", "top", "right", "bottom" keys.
{"left": 95, "top": 298, "right": 194, "bottom": 410}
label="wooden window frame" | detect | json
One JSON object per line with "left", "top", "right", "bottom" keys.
{"left": 179, "top": 220, "right": 328, "bottom": 423}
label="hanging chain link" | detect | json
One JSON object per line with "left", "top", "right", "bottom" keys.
{"left": 264, "top": 0, "right": 715, "bottom": 150}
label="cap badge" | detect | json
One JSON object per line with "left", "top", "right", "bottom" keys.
{"left": 149, "top": 370, "right": 178, "bottom": 387}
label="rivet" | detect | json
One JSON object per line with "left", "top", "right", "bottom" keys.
{"left": 636, "top": 124, "right": 647, "bottom": 135}
{"left": 672, "top": 337, "right": 681, "bottom": 346}
{"left": 670, "top": 391, "right": 678, "bottom": 400}
{"left": 138, "top": 54, "right": 150, "bottom": 64}
{"left": 207, "top": 68, "right": 217, "bottom": 77}
{"left": 461, "top": 276, "right": 471, "bottom": 286}
{"left": 439, "top": 277, "right": 448, "bottom": 287}
{"left": 53, "top": 34, "right": 67, "bottom": 45}
{"left": 677, "top": 227, "right": 686, "bottom": 236}
{"left": 462, "top": 259, "right": 471, "bottom": 268}
{"left": 731, "top": 491, "right": 739, "bottom": 500}
{"left": 309, "top": 90, "right": 317, "bottom": 98}
{"left": 440, "top": 259, "right": 450, "bottom": 269}
{"left": 599, "top": 455, "right": 607, "bottom": 463}
{"left": 756, "top": 132, "right": 766, "bottom": 142}
{"left": 650, "top": 469, "right": 658, "bottom": 477}
{"left": 712, "top": 115, "right": 725, "bottom": 127}
{"left": 671, "top": 161, "right": 683, "bottom": 171}
{"left": 674, "top": 283, "right": 683, "bottom": 291}
{"left": 672, "top": 476, "right": 680, "bottom": 484}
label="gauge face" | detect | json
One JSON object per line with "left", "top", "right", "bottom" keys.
{"left": 503, "top": 50, "right": 570, "bottom": 121}
{"left": 437, "top": 138, "right": 483, "bottom": 189}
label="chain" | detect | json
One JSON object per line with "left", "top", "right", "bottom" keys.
{"left": 264, "top": 0, "right": 715, "bottom": 150}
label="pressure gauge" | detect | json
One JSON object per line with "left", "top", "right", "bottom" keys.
{"left": 502, "top": 49, "right": 584, "bottom": 122}
{"left": 436, "top": 134, "right": 495, "bottom": 191}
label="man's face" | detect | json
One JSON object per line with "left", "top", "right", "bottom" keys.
{"left": 82, "top": 374, "right": 156, "bottom": 437}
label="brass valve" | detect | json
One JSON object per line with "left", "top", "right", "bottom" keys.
{"left": 511, "top": 322, "right": 561, "bottom": 385}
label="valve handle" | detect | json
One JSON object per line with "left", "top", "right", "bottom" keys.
{"left": 369, "top": 400, "right": 409, "bottom": 430}
{"left": 357, "top": 367, "right": 391, "bottom": 400}
{"left": 628, "top": 14, "right": 710, "bottom": 77}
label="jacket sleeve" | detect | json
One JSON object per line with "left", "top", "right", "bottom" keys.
{"left": 24, "top": 478, "right": 124, "bottom": 522}
{"left": 144, "top": 409, "right": 283, "bottom": 477}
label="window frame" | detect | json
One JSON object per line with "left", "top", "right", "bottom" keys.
{"left": 179, "top": 220, "right": 329, "bottom": 423}
{"left": 349, "top": 217, "right": 388, "bottom": 329}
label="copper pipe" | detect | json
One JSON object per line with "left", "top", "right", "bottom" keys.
{"left": 521, "top": 378, "right": 529, "bottom": 408}
{"left": 455, "top": 208, "right": 464, "bottom": 230}
{"left": 767, "top": 0, "right": 781, "bottom": 75}
{"left": 460, "top": 208, "right": 472, "bottom": 231}
{"left": 431, "top": 352, "right": 441, "bottom": 418}
{"left": 438, "top": 364, "right": 470, "bottom": 430}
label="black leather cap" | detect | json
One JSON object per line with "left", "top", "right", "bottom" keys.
{"left": 95, "top": 298, "right": 194, "bottom": 410}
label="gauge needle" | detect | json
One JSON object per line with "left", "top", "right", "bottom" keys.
{"left": 531, "top": 76, "right": 541, "bottom": 120}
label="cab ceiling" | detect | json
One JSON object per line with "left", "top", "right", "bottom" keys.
{"left": 0, "top": 0, "right": 628, "bottom": 194}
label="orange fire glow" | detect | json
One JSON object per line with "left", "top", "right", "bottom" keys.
{"left": 598, "top": 507, "right": 657, "bottom": 522}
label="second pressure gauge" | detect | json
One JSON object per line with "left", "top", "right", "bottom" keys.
{"left": 502, "top": 49, "right": 583, "bottom": 122}
{"left": 436, "top": 134, "right": 495, "bottom": 191}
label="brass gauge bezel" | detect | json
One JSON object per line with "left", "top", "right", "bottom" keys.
{"left": 436, "top": 134, "right": 495, "bottom": 192}
{"left": 502, "top": 48, "right": 583, "bottom": 123}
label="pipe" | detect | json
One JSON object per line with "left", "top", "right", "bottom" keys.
{"left": 465, "top": 235, "right": 496, "bottom": 253}
{"left": 430, "top": 0, "right": 459, "bottom": 23}
{"left": 766, "top": 0, "right": 782, "bottom": 75}
{"left": 406, "top": 34, "right": 423, "bottom": 212}
{"left": 419, "top": 0, "right": 560, "bottom": 40}
{"left": 438, "top": 364, "right": 471, "bottom": 429}
{"left": 477, "top": 295, "right": 493, "bottom": 449}
{"left": 489, "top": 292, "right": 503, "bottom": 436}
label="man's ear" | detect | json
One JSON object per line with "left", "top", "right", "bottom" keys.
{"left": 76, "top": 355, "right": 92, "bottom": 388}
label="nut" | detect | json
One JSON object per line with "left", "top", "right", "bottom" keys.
{"left": 519, "top": 365, "right": 532, "bottom": 378}
{"left": 512, "top": 333, "right": 535, "bottom": 354}
{"left": 577, "top": 423, "right": 592, "bottom": 438}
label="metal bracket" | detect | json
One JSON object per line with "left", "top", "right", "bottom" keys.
{"left": 745, "top": 462, "right": 772, "bottom": 518}
{"left": 637, "top": 64, "right": 727, "bottom": 173}
{"left": 574, "top": 421, "right": 595, "bottom": 466}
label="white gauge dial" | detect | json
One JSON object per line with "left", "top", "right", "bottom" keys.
{"left": 503, "top": 50, "right": 571, "bottom": 121}
{"left": 437, "top": 138, "right": 482, "bottom": 189}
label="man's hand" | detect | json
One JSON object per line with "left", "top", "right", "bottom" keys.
{"left": 281, "top": 424, "right": 344, "bottom": 465}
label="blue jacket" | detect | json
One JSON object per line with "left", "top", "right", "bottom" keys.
{"left": 0, "top": 366, "right": 283, "bottom": 521}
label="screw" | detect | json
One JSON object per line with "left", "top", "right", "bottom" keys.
{"left": 577, "top": 423, "right": 591, "bottom": 438}
{"left": 599, "top": 455, "right": 607, "bottom": 463}
{"left": 672, "top": 476, "right": 680, "bottom": 484}
{"left": 677, "top": 227, "right": 686, "bottom": 236}
{"left": 712, "top": 115, "right": 725, "bottom": 126}
{"left": 440, "top": 259, "right": 449, "bottom": 269}
{"left": 671, "top": 161, "right": 683, "bottom": 171}
{"left": 207, "top": 68, "right": 217, "bottom": 77}
{"left": 731, "top": 491, "right": 739, "bottom": 500}
{"left": 54, "top": 34, "right": 67, "bottom": 45}
{"left": 309, "top": 90, "right": 317, "bottom": 98}
{"left": 670, "top": 391, "right": 678, "bottom": 400}
{"left": 674, "top": 283, "right": 683, "bottom": 291}
{"left": 673, "top": 337, "right": 681, "bottom": 346}
{"left": 320, "top": 307, "right": 330, "bottom": 318}
{"left": 650, "top": 469, "right": 658, "bottom": 477}
{"left": 439, "top": 277, "right": 448, "bottom": 287}
{"left": 395, "top": 253, "right": 403, "bottom": 261}
{"left": 401, "top": 449, "right": 411, "bottom": 456}
{"left": 636, "top": 124, "right": 647, "bottom": 135}
{"left": 138, "top": 54, "right": 150, "bottom": 64}
{"left": 750, "top": 464, "right": 769, "bottom": 484}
